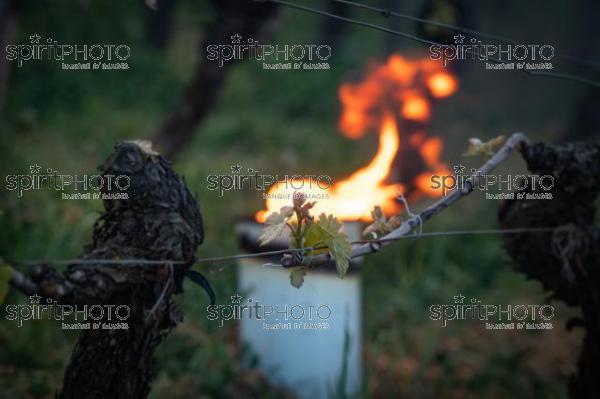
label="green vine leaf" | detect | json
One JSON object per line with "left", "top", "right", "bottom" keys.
{"left": 304, "top": 213, "right": 352, "bottom": 278}
{"left": 259, "top": 193, "right": 352, "bottom": 286}
{"left": 362, "top": 206, "right": 402, "bottom": 238}
{"left": 464, "top": 135, "right": 506, "bottom": 157}
{"left": 290, "top": 266, "right": 307, "bottom": 289}
{"left": 258, "top": 205, "right": 293, "bottom": 246}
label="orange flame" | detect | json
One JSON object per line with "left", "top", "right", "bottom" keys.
{"left": 338, "top": 55, "right": 457, "bottom": 139}
{"left": 256, "top": 54, "right": 458, "bottom": 222}
{"left": 256, "top": 114, "right": 403, "bottom": 223}
{"left": 427, "top": 71, "right": 459, "bottom": 98}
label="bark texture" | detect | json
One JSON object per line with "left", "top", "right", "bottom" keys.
{"left": 499, "top": 141, "right": 600, "bottom": 399}
{"left": 52, "top": 141, "right": 204, "bottom": 399}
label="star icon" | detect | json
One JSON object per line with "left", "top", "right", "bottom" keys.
{"left": 453, "top": 164, "right": 465, "bottom": 174}
{"left": 30, "top": 164, "right": 41, "bottom": 174}
{"left": 29, "top": 294, "right": 41, "bottom": 304}
{"left": 30, "top": 34, "right": 41, "bottom": 44}
{"left": 230, "top": 294, "right": 243, "bottom": 304}
{"left": 453, "top": 294, "right": 465, "bottom": 304}
{"left": 230, "top": 164, "right": 242, "bottom": 174}
{"left": 230, "top": 34, "right": 242, "bottom": 44}
{"left": 453, "top": 34, "right": 465, "bottom": 44}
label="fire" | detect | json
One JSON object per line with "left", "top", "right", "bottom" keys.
{"left": 427, "top": 72, "right": 459, "bottom": 98}
{"left": 401, "top": 94, "right": 430, "bottom": 122}
{"left": 256, "top": 114, "right": 403, "bottom": 223}
{"left": 337, "top": 55, "right": 457, "bottom": 139}
{"left": 256, "top": 54, "right": 458, "bottom": 223}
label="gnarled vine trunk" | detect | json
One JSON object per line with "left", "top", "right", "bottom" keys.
{"left": 48, "top": 141, "right": 204, "bottom": 398}
{"left": 499, "top": 141, "right": 600, "bottom": 399}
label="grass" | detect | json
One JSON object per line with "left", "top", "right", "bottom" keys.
{"left": 0, "top": 1, "right": 585, "bottom": 398}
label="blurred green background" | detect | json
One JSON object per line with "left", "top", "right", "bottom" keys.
{"left": 0, "top": 0, "right": 594, "bottom": 398}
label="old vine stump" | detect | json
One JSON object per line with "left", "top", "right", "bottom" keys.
{"left": 47, "top": 141, "right": 204, "bottom": 398}
{"left": 499, "top": 141, "right": 600, "bottom": 399}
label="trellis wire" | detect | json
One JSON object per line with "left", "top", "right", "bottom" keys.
{"left": 4, "top": 226, "right": 556, "bottom": 269}
{"left": 332, "top": 0, "right": 600, "bottom": 68}
{"left": 257, "top": 0, "right": 600, "bottom": 87}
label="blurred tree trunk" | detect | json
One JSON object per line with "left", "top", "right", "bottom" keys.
{"left": 560, "top": 1, "right": 600, "bottom": 142}
{"left": 0, "top": 0, "right": 20, "bottom": 114}
{"left": 414, "top": 0, "right": 475, "bottom": 76}
{"left": 152, "top": 0, "right": 279, "bottom": 160}
{"left": 318, "top": 1, "right": 350, "bottom": 50}
{"left": 145, "top": 0, "right": 176, "bottom": 49}
{"left": 384, "top": 0, "right": 404, "bottom": 54}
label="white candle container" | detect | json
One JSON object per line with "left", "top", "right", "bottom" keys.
{"left": 235, "top": 220, "right": 363, "bottom": 399}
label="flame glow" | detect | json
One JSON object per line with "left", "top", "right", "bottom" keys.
{"left": 256, "top": 54, "right": 458, "bottom": 222}
{"left": 256, "top": 114, "right": 403, "bottom": 222}
{"left": 427, "top": 72, "right": 459, "bottom": 98}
